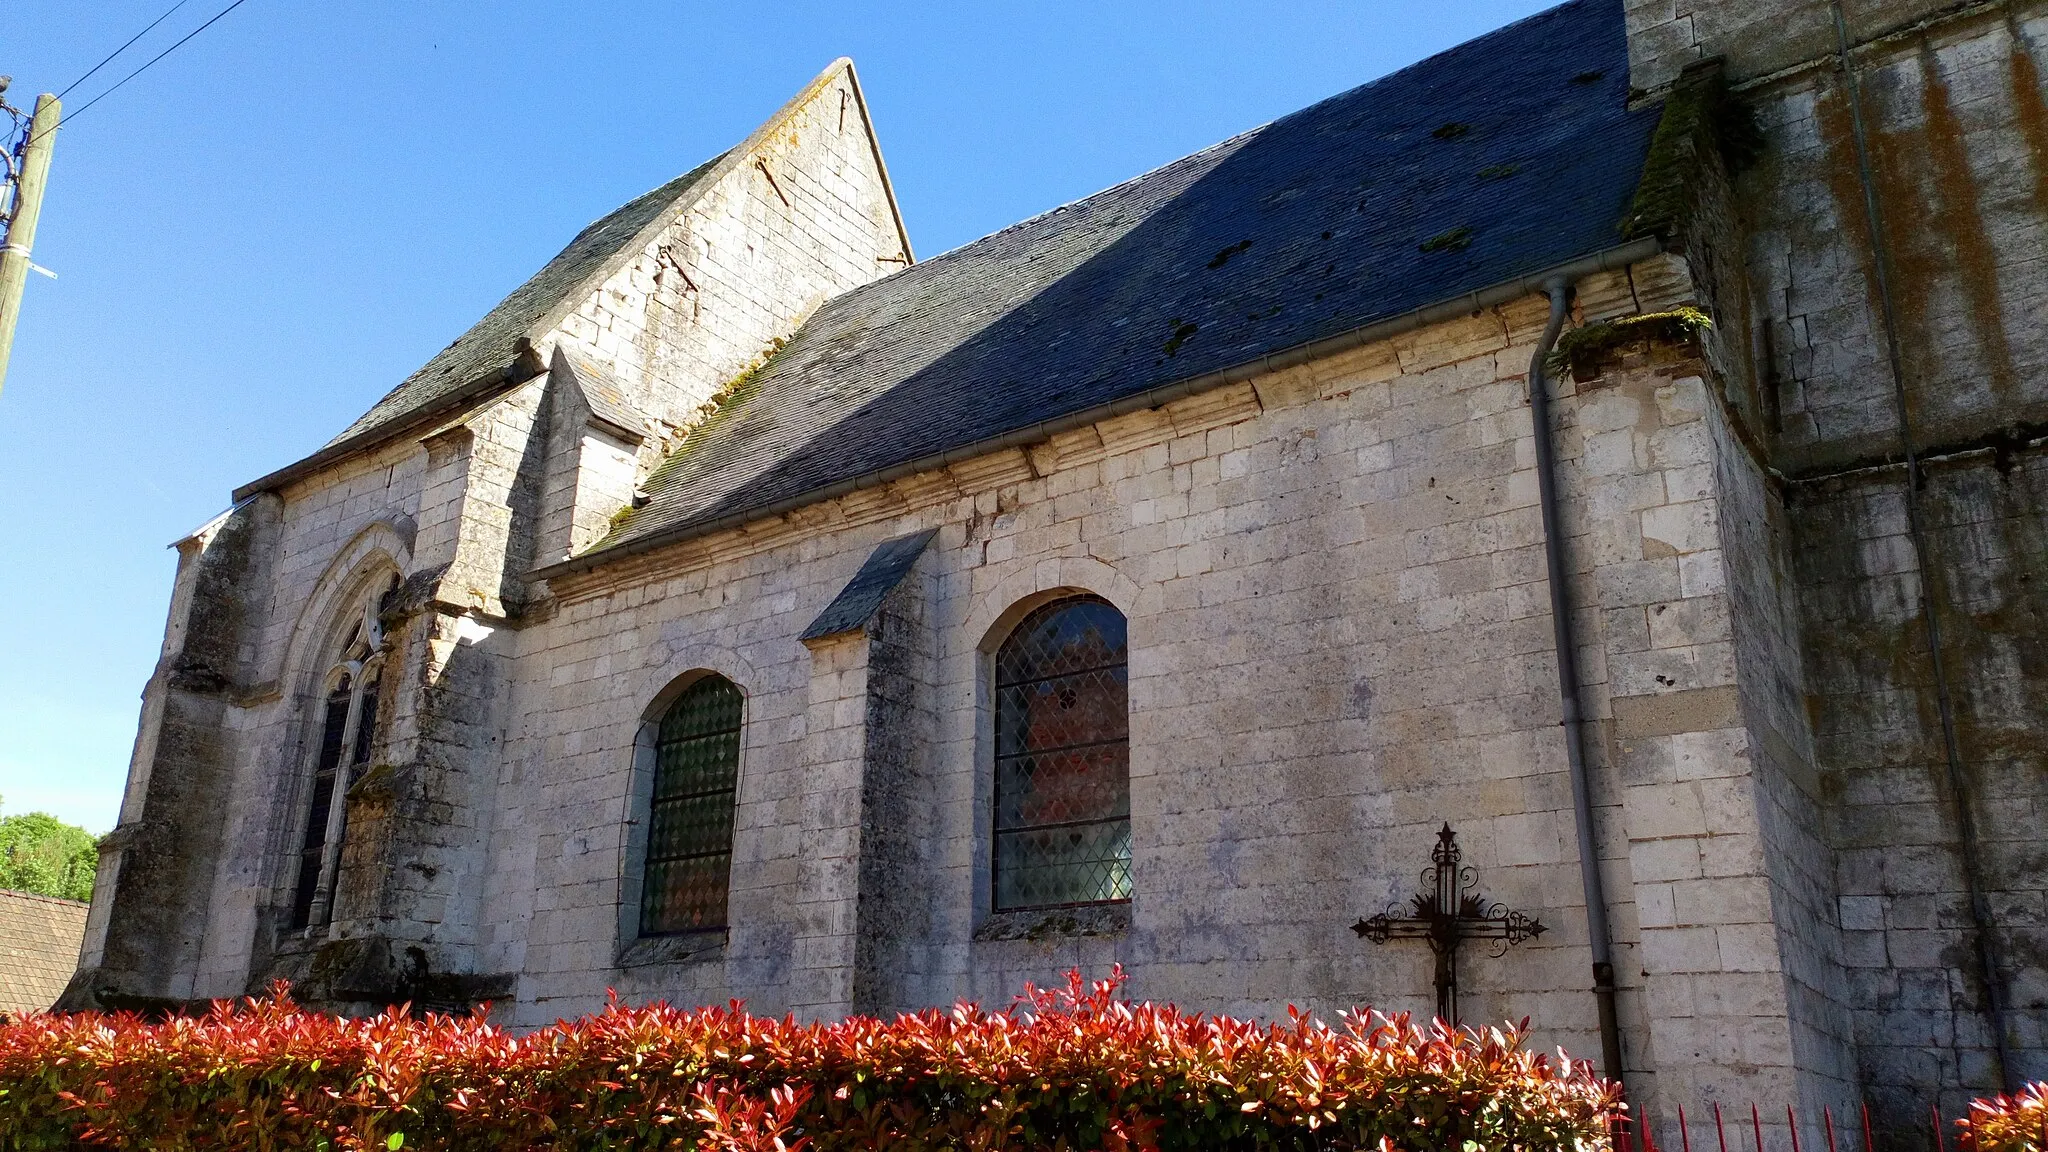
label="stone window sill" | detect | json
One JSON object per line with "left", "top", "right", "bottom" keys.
{"left": 271, "top": 926, "right": 330, "bottom": 955}
{"left": 617, "top": 930, "right": 726, "bottom": 969}
{"left": 973, "top": 903, "right": 1129, "bottom": 943}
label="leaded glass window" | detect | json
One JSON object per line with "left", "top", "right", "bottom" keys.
{"left": 288, "top": 589, "right": 388, "bottom": 932}
{"left": 641, "top": 675, "right": 743, "bottom": 935}
{"left": 993, "top": 596, "right": 1131, "bottom": 910}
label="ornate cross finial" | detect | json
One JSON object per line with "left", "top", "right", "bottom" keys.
{"left": 1351, "top": 823, "right": 1546, "bottom": 1024}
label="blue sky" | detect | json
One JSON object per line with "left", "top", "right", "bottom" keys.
{"left": 1, "top": 1, "right": 1553, "bottom": 833}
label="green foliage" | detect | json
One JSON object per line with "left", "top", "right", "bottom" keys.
{"left": 0, "top": 803, "right": 97, "bottom": 902}
{"left": 1419, "top": 226, "right": 1473, "bottom": 253}
{"left": 1963, "top": 1082, "right": 2048, "bottom": 1152}
{"left": 1546, "top": 306, "right": 1713, "bottom": 379}
{"left": 1619, "top": 61, "right": 1763, "bottom": 242}
{"left": 0, "top": 968, "right": 1621, "bottom": 1151}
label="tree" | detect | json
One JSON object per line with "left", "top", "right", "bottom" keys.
{"left": 0, "top": 799, "right": 98, "bottom": 902}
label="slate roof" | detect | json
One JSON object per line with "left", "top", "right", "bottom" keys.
{"left": 801, "top": 529, "right": 939, "bottom": 640}
{"left": 554, "top": 345, "right": 649, "bottom": 442}
{"left": 0, "top": 889, "right": 87, "bottom": 1017}
{"left": 577, "top": 0, "right": 1656, "bottom": 565}
{"left": 326, "top": 154, "right": 727, "bottom": 451}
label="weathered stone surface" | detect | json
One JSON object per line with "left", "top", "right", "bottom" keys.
{"left": 82, "top": 13, "right": 2048, "bottom": 1152}
{"left": 77, "top": 61, "right": 906, "bottom": 1015}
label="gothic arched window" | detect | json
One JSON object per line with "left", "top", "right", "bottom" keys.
{"left": 993, "top": 596, "right": 1131, "bottom": 910}
{"left": 640, "top": 675, "right": 743, "bottom": 935}
{"left": 288, "top": 588, "right": 390, "bottom": 931}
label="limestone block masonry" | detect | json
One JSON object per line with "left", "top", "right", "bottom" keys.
{"left": 70, "top": 11, "right": 2048, "bottom": 1152}
{"left": 1638, "top": 0, "right": 2048, "bottom": 1136}
{"left": 66, "top": 59, "right": 907, "bottom": 1016}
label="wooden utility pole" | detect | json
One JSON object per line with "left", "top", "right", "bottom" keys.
{"left": 0, "top": 91, "right": 60, "bottom": 399}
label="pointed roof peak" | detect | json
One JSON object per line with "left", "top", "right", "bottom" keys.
{"left": 753, "top": 56, "right": 910, "bottom": 262}
{"left": 236, "top": 58, "right": 910, "bottom": 501}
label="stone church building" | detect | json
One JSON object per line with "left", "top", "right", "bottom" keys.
{"left": 64, "top": 0, "right": 2048, "bottom": 1142}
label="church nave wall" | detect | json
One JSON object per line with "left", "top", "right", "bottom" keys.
{"left": 493, "top": 267, "right": 1819, "bottom": 1125}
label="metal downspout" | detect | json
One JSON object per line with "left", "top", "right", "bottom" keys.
{"left": 1527, "top": 277, "right": 1626, "bottom": 1087}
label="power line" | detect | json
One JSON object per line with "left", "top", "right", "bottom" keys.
{"left": 28, "top": 0, "right": 255, "bottom": 145}
{"left": 57, "top": 0, "right": 195, "bottom": 101}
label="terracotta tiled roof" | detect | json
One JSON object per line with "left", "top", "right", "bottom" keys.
{"left": 0, "top": 889, "right": 87, "bottom": 1016}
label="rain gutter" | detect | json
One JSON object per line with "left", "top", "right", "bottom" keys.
{"left": 537, "top": 236, "right": 1663, "bottom": 582}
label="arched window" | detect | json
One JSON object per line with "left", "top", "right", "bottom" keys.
{"left": 288, "top": 585, "right": 391, "bottom": 931}
{"left": 993, "top": 596, "right": 1131, "bottom": 910}
{"left": 640, "top": 675, "right": 743, "bottom": 935}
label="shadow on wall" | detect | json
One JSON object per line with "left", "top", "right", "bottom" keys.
{"left": 619, "top": 0, "right": 1658, "bottom": 543}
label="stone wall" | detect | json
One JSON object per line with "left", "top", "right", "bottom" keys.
{"left": 1789, "top": 455, "right": 2048, "bottom": 1122}
{"left": 1626, "top": 0, "right": 1998, "bottom": 96}
{"left": 205, "top": 442, "right": 428, "bottom": 1002}
{"left": 81, "top": 61, "right": 909, "bottom": 1013}
{"left": 1620, "top": 0, "right": 2048, "bottom": 1134}
{"left": 1709, "top": 395, "right": 1861, "bottom": 1124}
{"left": 479, "top": 261, "right": 1823, "bottom": 1144}
{"left": 1743, "top": 3, "right": 2048, "bottom": 473}
{"left": 545, "top": 61, "right": 909, "bottom": 461}
{"left": 847, "top": 562, "right": 945, "bottom": 1017}
{"left": 1716, "top": 0, "right": 2048, "bottom": 1130}
{"left": 63, "top": 496, "right": 282, "bottom": 1009}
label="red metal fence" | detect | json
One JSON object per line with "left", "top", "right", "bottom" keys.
{"left": 1609, "top": 1100, "right": 2028, "bottom": 1152}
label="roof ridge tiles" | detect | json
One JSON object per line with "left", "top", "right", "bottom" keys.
{"left": 0, "top": 888, "right": 90, "bottom": 908}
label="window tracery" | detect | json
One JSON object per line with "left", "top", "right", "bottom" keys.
{"left": 287, "top": 582, "right": 392, "bottom": 931}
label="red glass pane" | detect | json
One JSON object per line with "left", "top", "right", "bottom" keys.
{"left": 992, "top": 597, "right": 1131, "bottom": 910}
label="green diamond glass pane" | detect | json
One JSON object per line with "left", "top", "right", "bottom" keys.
{"left": 655, "top": 729, "right": 741, "bottom": 798}
{"left": 641, "top": 675, "right": 742, "bottom": 935}
{"left": 995, "top": 598, "right": 1127, "bottom": 686}
{"left": 648, "top": 791, "right": 737, "bottom": 860}
{"left": 993, "top": 820, "right": 1133, "bottom": 909}
{"left": 992, "top": 597, "right": 1130, "bottom": 910}
{"left": 994, "top": 669, "right": 1128, "bottom": 758}
{"left": 661, "top": 677, "right": 743, "bottom": 742}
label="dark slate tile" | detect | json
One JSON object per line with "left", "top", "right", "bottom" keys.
{"left": 801, "top": 529, "right": 939, "bottom": 640}
{"left": 601, "top": 0, "right": 1654, "bottom": 558}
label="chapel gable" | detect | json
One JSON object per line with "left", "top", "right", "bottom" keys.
{"left": 531, "top": 57, "right": 913, "bottom": 438}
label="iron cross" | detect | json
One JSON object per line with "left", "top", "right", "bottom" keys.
{"left": 1351, "top": 823, "right": 1546, "bottom": 1024}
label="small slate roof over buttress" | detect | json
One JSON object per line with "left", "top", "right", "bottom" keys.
{"left": 801, "top": 529, "right": 940, "bottom": 640}
{"left": 587, "top": 0, "right": 1655, "bottom": 561}
{"left": 0, "top": 890, "right": 87, "bottom": 1016}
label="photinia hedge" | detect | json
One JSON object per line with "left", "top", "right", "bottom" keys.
{"left": 1963, "top": 1082, "right": 2048, "bottom": 1152}
{"left": 0, "top": 968, "right": 1619, "bottom": 1151}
